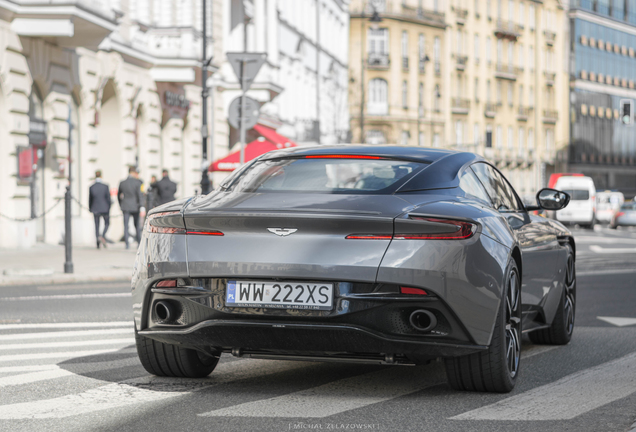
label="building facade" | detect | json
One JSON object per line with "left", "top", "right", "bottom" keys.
{"left": 567, "top": 0, "right": 636, "bottom": 198}
{"left": 0, "top": 0, "right": 221, "bottom": 248}
{"left": 348, "top": 0, "right": 568, "bottom": 198}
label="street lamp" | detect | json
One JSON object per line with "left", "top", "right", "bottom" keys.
{"left": 417, "top": 55, "right": 430, "bottom": 145}
{"left": 200, "top": 0, "right": 212, "bottom": 195}
{"left": 360, "top": 1, "right": 383, "bottom": 143}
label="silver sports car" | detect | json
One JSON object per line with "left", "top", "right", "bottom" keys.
{"left": 132, "top": 146, "right": 575, "bottom": 393}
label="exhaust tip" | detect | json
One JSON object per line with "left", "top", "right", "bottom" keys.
{"left": 409, "top": 309, "right": 437, "bottom": 332}
{"left": 154, "top": 301, "right": 174, "bottom": 322}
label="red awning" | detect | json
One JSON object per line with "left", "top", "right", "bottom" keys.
{"left": 253, "top": 124, "right": 296, "bottom": 146}
{"left": 210, "top": 139, "right": 296, "bottom": 172}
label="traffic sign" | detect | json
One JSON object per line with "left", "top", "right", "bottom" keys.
{"left": 227, "top": 52, "right": 267, "bottom": 91}
{"left": 228, "top": 96, "right": 260, "bottom": 130}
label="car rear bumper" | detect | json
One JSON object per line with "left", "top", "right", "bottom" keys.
{"left": 139, "top": 319, "right": 488, "bottom": 362}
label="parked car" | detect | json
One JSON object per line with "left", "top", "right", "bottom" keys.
{"left": 609, "top": 201, "right": 636, "bottom": 229}
{"left": 554, "top": 176, "right": 596, "bottom": 228}
{"left": 132, "top": 146, "right": 575, "bottom": 394}
{"left": 596, "top": 191, "right": 624, "bottom": 224}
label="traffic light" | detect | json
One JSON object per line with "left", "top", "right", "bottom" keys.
{"left": 620, "top": 99, "right": 632, "bottom": 125}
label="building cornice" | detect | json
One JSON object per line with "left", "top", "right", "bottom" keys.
{"left": 0, "top": 0, "right": 117, "bottom": 31}
{"left": 350, "top": 13, "right": 447, "bottom": 30}
{"left": 570, "top": 8, "right": 636, "bottom": 36}
{"left": 573, "top": 79, "right": 636, "bottom": 99}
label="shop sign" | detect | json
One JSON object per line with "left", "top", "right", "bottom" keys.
{"left": 28, "top": 118, "right": 47, "bottom": 147}
{"left": 156, "top": 82, "right": 191, "bottom": 126}
{"left": 17, "top": 146, "right": 37, "bottom": 180}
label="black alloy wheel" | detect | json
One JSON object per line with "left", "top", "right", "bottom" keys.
{"left": 529, "top": 244, "right": 576, "bottom": 345}
{"left": 445, "top": 259, "right": 521, "bottom": 393}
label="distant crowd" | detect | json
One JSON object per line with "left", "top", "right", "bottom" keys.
{"left": 88, "top": 167, "right": 177, "bottom": 249}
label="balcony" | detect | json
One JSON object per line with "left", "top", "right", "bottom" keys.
{"left": 495, "top": 63, "right": 520, "bottom": 80}
{"left": 6, "top": 0, "right": 117, "bottom": 48}
{"left": 434, "top": 61, "right": 441, "bottom": 76}
{"left": 544, "top": 30, "right": 556, "bottom": 46}
{"left": 495, "top": 19, "right": 522, "bottom": 41}
{"left": 485, "top": 102, "right": 498, "bottom": 118}
{"left": 455, "top": 55, "right": 468, "bottom": 71}
{"left": 544, "top": 71, "right": 556, "bottom": 86}
{"left": 543, "top": 109, "right": 558, "bottom": 124}
{"left": 402, "top": 57, "right": 409, "bottom": 70}
{"left": 517, "top": 106, "right": 532, "bottom": 121}
{"left": 454, "top": 7, "right": 468, "bottom": 25}
{"left": 352, "top": 3, "right": 445, "bottom": 28}
{"left": 367, "top": 53, "right": 390, "bottom": 70}
{"left": 419, "top": 58, "right": 427, "bottom": 73}
{"left": 452, "top": 98, "right": 471, "bottom": 114}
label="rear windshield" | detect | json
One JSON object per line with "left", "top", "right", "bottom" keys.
{"left": 562, "top": 189, "right": 590, "bottom": 201}
{"left": 225, "top": 157, "right": 426, "bottom": 194}
{"left": 621, "top": 202, "right": 636, "bottom": 211}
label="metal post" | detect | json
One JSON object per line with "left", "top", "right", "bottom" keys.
{"left": 64, "top": 104, "right": 73, "bottom": 274}
{"left": 240, "top": 61, "right": 247, "bottom": 165}
{"left": 316, "top": 0, "right": 321, "bottom": 144}
{"left": 359, "top": 10, "right": 365, "bottom": 143}
{"left": 200, "top": 0, "right": 211, "bottom": 194}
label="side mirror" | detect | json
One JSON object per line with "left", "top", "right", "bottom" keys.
{"left": 536, "top": 188, "right": 570, "bottom": 210}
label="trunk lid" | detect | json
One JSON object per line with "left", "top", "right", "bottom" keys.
{"left": 184, "top": 192, "right": 414, "bottom": 282}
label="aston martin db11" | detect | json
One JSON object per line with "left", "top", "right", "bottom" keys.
{"left": 132, "top": 146, "right": 575, "bottom": 393}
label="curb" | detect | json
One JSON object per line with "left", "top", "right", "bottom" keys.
{"left": 0, "top": 272, "right": 131, "bottom": 287}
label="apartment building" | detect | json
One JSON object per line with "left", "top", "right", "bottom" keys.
{"left": 567, "top": 0, "right": 636, "bottom": 197}
{"left": 348, "top": 0, "right": 568, "bottom": 197}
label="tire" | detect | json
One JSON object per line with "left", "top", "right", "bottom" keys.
{"left": 444, "top": 259, "right": 522, "bottom": 393}
{"left": 135, "top": 328, "right": 219, "bottom": 378}
{"left": 529, "top": 244, "right": 576, "bottom": 345}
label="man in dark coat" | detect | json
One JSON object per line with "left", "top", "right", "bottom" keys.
{"left": 89, "top": 170, "right": 111, "bottom": 249}
{"left": 118, "top": 166, "right": 143, "bottom": 249}
{"left": 155, "top": 169, "right": 177, "bottom": 206}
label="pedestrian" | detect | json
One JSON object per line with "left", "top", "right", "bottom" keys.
{"left": 88, "top": 170, "right": 111, "bottom": 249}
{"left": 118, "top": 166, "right": 143, "bottom": 249}
{"left": 146, "top": 175, "right": 159, "bottom": 210}
{"left": 155, "top": 169, "right": 177, "bottom": 206}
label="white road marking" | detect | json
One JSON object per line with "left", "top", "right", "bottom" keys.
{"left": 0, "top": 328, "right": 132, "bottom": 341}
{"left": 589, "top": 245, "right": 636, "bottom": 254}
{"left": 451, "top": 351, "right": 636, "bottom": 421}
{"left": 0, "top": 293, "right": 130, "bottom": 301}
{"left": 1, "top": 338, "right": 134, "bottom": 351}
{"left": 0, "top": 347, "right": 137, "bottom": 363}
{"left": 578, "top": 269, "right": 636, "bottom": 276}
{"left": 0, "top": 359, "right": 310, "bottom": 419}
{"left": 573, "top": 236, "right": 636, "bottom": 244}
{"left": 597, "top": 316, "right": 636, "bottom": 327}
{"left": 0, "top": 369, "right": 74, "bottom": 387}
{"left": 199, "top": 363, "right": 446, "bottom": 418}
{"left": 521, "top": 344, "right": 559, "bottom": 359}
{"left": 0, "top": 365, "right": 59, "bottom": 373}
{"left": 0, "top": 322, "right": 132, "bottom": 330}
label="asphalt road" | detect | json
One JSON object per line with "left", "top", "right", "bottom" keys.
{"left": 1, "top": 226, "right": 635, "bottom": 432}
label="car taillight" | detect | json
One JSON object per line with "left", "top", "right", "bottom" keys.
{"left": 155, "top": 279, "right": 177, "bottom": 287}
{"left": 400, "top": 287, "right": 428, "bottom": 295}
{"left": 146, "top": 212, "right": 223, "bottom": 236}
{"left": 347, "top": 217, "right": 477, "bottom": 240}
{"left": 186, "top": 230, "right": 224, "bottom": 236}
{"left": 616, "top": 212, "right": 625, "bottom": 217}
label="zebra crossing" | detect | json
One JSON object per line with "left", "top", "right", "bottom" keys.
{"left": 0, "top": 321, "right": 635, "bottom": 429}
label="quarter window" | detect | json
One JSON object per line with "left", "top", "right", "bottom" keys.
{"left": 459, "top": 169, "right": 492, "bottom": 204}
{"left": 470, "top": 163, "right": 520, "bottom": 211}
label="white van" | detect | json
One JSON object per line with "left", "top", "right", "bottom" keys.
{"left": 554, "top": 176, "right": 596, "bottom": 228}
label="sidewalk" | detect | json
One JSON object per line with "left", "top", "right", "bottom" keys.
{"left": 0, "top": 242, "right": 136, "bottom": 287}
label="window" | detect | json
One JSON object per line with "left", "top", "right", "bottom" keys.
{"left": 402, "top": 80, "right": 408, "bottom": 109}
{"left": 529, "top": 4, "right": 535, "bottom": 29}
{"left": 474, "top": 123, "right": 480, "bottom": 145}
{"left": 475, "top": 0, "right": 480, "bottom": 16}
{"left": 455, "top": 120, "right": 464, "bottom": 145}
{"left": 434, "top": 37, "right": 441, "bottom": 70}
{"left": 519, "top": 84, "right": 524, "bottom": 106}
{"left": 528, "top": 127, "right": 534, "bottom": 150}
{"left": 518, "top": 43, "right": 524, "bottom": 69}
{"left": 474, "top": 78, "right": 479, "bottom": 101}
{"left": 496, "top": 125, "right": 503, "bottom": 147}
{"left": 508, "top": 41, "right": 514, "bottom": 66}
{"left": 457, "top": 29, "right": 463, "bottom": 55}
{"left": 486, "top": 37, "right": 492, "bottom": 63}
{"left": 545, "top": 128, "right": 554, "bottom": 153}
{"left": 508, "top": 82, "right": 513, "bottom": 106}
{"left": 401, "top": 130, "right": 410, "bottom": 146}
{"left": 366, "top": 130, "right": 386, "bottom": 145}
{"left": 368, "top": 28, "right": 388, "bottom": 54}
{"left": 518, "top": 127, "right": 525, "bottom": 155}
{"left": 459, "top": 169, "right": 492, "bottom": 204}
{"left": 529, "top": 45, "right": 534, "bottom": 70}
{"left": 368, "top": 78, "right": 388, "bottom": 115}
{"left": 470, "top": 163, "right": 520, "bottom": 211}
{"left": 433, "top": 133, "right": 440, "bottom": 147}
{"left": 474, "top": 34, "right": 480, "bottom": 62}
{"left": 487, "top": 0, "right": 492, "bottom": 18}
{"left": 418, "top": 82, "right": 424, "bottom": 112}
{"left": 508, "top": 126, "right": 514, "bottom": 149}
{"left": 497, "top": 81, "right": 502, "bottom": 104}
{"left": 497, "top": 39, "right": 503, "bottom": 64}
{"left": 419, "top": 132, "right": 425, "bottom": 146}
{"left": 529, "top": 85, "right": 534, "bottom": 107}
{"left": 519, "top": 2, "right": 525, "bottom": 26}
{"left": 486, "top": 125, "right": 493, "bottom": 147}
{"left": 418, "top": 34, "right": 425, "bottom": 59}
{"left": 434, "top": 85, "right": 441, "bottom": 111}
{"left": 487, "top": 79, "right": 491, "bottom": 102}
{"left": 402, "top": 31, "right": 408, "bottom": 60}
{"left": 508, "top": 0, "right": 514, "bottom": 21}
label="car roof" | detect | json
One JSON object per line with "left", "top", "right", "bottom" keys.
{"left": 260, "top": 144, "right": 461, "bottom": 164}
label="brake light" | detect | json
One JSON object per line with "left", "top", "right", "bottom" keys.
{"left": 346, "top": 217, "right": 477, "bottom": 240}
{"left": 156, "top": 279, "right": 177, "bottom": 288}
{"left": 400, "top": 287, "right": 428, "bottom": 295}
{"left": 186, "top": 230, "right": 224, "bottom": 236}
{"left": 345, "top": 234, "right": 392, "bottom": 240}
{"left": 146, "top": 212, "right": 223, "bottom": 236}
{"left": 305, "top": 155, "right": 384, "bottom": 160}
{"left": 616, "top": 212, "right": 625, "bottom": 217}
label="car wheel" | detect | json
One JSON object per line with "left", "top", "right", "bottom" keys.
{"left": 135, "top": 328, "right": 219, "bottom": 378}
{"left": 444, "top": 259, "right": 521, "bottom": 393}
{"left": 529, "top": 244, "right": 576, "bottom": 345}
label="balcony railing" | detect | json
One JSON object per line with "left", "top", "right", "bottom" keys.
{"left": 452, "top": 98, "right": 471, "bottom": 113}
{"left": 544, "top": 30, "right": 556, "bottom": 46}
{"left": 543, "top": 109, "right": 558, "bottom": 123}
{"left": 455, "top": 55, "right": 468, "bottom": 71}
{"left": 352, "top": 4, "right": 445, "bottom": 26}
{"left": 367, "top": 53, "right": 390, "bottom": 69}
{"left": 495, "top": 63, "right": 520, "bottom": 80}
{"left": 454, "top": 7, "right": 468, "bottom": 24}
{"left": 485, "top": 102, "right": 498, "bottom": 118}
{"left": 419, "top": 58, "right": 427, "bottom": 73}
{"left": 495, "top": 19, "right": 522, "bottom": 40}
{"left": 517, "top": 106, "right": 532, "bottom": 120}
{"left": 402, "top": 57, "right": 409, "bottom": 70}
{"left": 434, "top": 61, "right": 441, "bottom": 75}
{"left": 544, "top": 71, "right": 556, "bottom": 86}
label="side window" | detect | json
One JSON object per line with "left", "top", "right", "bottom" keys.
{"left": 470, "top": 163, "right": 518, "bottom": 211}
{"left": 459, "top": 169, "right": 493, "bottom": 205}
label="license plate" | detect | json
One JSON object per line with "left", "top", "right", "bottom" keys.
{"left": 226, "top": 280, "right": 333, "bottom": 310}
